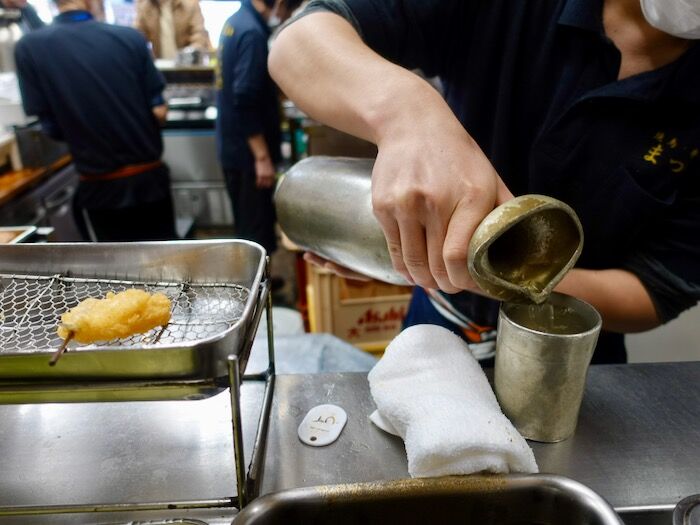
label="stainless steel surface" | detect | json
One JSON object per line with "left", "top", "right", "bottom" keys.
{"left": 261, "top": 364, "right": 700, "bottom": 524}
{"left": 0, "top": 280, "right": 275, "bottom": 520}
{"left": 276, "top": 157, "right": 583, "bottom": 300}
{"left": 229, "top": 355, "right": 248, "bottom": 509}
{"left": 495, "top": 293, "right": 602, "bottom": 442}
{"left": 0, "top": 382, "right": 265, "bottom": 524}
{"left": 238, "top": 475, "right": 623, "bottom": 525}
{"left": 0, "top": 336, "right": 378, "bottom": 518}
{"left": 0, "top": 241, "right": 266, "bottom": 402}
{"left": 467, "top": 194, "right": 583, "bottom": 303}
{"left": 163, "top": 131, "right": 233, "bottom": 228}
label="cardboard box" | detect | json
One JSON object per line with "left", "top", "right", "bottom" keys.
{"left": 306, "top": 262, "right": 412, "bottom": 355}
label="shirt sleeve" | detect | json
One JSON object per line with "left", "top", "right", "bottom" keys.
{"left": 140, "top": 37, "right": 166, "bottom": 106}
{"left": 296, "top": 0, "right": 472, "bottom": 77}
{"left": 230, "top": 32, "right": 268, "bottom": 137}
{"left": 622, "top": 172, "right": 700, "bottom": 322}
{"left": 14, "top": 39, "right": 51, "bottom": 118}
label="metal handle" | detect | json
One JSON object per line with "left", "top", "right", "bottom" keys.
{"left": 236, "top": 278, "right": 270, "bottom": 376}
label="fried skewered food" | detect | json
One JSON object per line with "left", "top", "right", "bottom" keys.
{"left": 57, "top": 289, "right": 172, "bottom": 344}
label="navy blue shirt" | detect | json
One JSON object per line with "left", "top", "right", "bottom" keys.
{"left": 304, "top": 0, "right": 700, "bottom": 362}
{"left": 216, "top": 0, "right": 281, "bottom": 171}
{"left": 15, "top": 11, "right": 169, "bottom": 208}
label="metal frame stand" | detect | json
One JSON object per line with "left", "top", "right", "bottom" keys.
{"left": 230, "top": 263, "right": 276, "bottom": 509}
{"left": 0, "top": 262, "right": 276, "bottom": 518}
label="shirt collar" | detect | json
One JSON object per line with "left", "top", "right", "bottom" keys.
{"left": 557, "top": 0, "right": 604, "bottom": 35}
{"left": 557, "top": 0, "right": 699, "bottom": 106}
{"left": 54, "top": 10, "right": 93, "bottom": 23}
{"left": 242, "top": 0, "right": 270, "bottom": 36}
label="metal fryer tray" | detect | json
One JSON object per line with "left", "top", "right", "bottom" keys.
{"left": 0, "top": 241, "right": 267, "bottom": 401}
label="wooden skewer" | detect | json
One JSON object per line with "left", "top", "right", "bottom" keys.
{"left": 49, "top": 331, "right": 74, "bottom": 367}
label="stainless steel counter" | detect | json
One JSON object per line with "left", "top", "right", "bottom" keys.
{"left": 0, "top": 362, "right": 698, "bottom": 524}
{"left": 0, "top": 382, "right": 263, "bottom": 524}
{"left": 261, "top": 363, "right": 700, "bottom": 525}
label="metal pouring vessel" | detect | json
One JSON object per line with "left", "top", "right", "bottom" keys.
{"left": 275, "top": 156, "right": 583, "bottom": 303}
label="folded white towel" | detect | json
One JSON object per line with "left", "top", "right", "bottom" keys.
{"left": 368, "top": 324, "right": 538, "bottom": 478}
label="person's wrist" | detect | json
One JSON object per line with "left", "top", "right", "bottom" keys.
{"left": 368, "top": 73, "right": 451, "bottom": 146}
{"left": 255, "top": 154, "right": 270, "bottom": 162}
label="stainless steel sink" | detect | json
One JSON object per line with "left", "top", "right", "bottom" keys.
{"left": 235, "top": 475, "right": 624, "bottom": 525}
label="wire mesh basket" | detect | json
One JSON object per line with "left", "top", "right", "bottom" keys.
{"left": 0, "top": 274, "right": 249, "bottom": 352}
{"left": 0, "top": 241, "right": 267, "bottom": 395}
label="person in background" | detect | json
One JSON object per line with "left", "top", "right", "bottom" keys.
{"left": 134, "top": 0, "right": 209, "bottom": 59}
{"left": 215, "top": 0, "right": 301, "bottom": 256}
{"left": 270, "top": 0, "right": 700, "bottom": 364}
{"left": 0, "top": 0, "right": 43, "bottom": 32}
{"left": 15, "top": 0, "right": 177, "bottom": 241}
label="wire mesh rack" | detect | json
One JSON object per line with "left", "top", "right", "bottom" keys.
{"left": 0, "top": 273, "right": 250, "bottom": 354}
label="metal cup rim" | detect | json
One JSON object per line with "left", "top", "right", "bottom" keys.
{"left": 499, "top": 292, "right": 602, "bottom": 339}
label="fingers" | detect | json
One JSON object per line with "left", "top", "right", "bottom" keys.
{"left": 395, "top": 216, "right": 438, "bottom": 289}
{"left": 425, "top": 217, "right": 461, "bottom": 293}
{"left": 373, "top": 209, "right": 413, "bottom": 284}
{"left": 443, "top": 200, "right": 488, "bottom": 290}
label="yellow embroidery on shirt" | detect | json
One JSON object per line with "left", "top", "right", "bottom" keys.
{"left": 670, "top": 159, "right": 686, "bottom": 173}
{"left": 644, "top": 144, "right": 663, "bottom": 165}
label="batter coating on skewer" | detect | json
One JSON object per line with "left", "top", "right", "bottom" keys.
{"left": 57, "top": 289, "right": 172, "bottom": 344}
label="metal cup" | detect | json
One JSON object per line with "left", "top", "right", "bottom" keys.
{"left": 494, "top": 292, "right": 602, "bottom": 442}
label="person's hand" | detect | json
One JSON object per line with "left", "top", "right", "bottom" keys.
{"left": 372, "top": 118, "right": 513, "bottom": 294}
{"left": 255, "top": 156, "right": 276, "bottom": 189}
{"left": 304, "top": 252, "right": 372, "bottom": 282}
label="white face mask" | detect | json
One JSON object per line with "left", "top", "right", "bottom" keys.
{"left": 640, "top": 0, "right": 700, "bottom": 39}
{"left": 268, "top": 13, "right": 281, "bottom": 28}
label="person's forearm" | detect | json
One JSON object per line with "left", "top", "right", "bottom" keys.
{"left": 270, "top": 12, "right": 503, "bottom": 292}
{"left": 555, "top": 268, "right": 660, "bottom": 333}
{"left": 247, "top": 134, "right": 270, "bottom": 160}
{"left": 269, "top": 13, "right": 455, "bottom": 146}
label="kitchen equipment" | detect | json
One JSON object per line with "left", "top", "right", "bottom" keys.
{"left": 674, "top": 494, "right": 700, "bottom": 525}
{"left": 0, "top": 240, "right": 276, "bottom": 514}
{"left": 275, "top": 156, "right": 583, "bottom": 303}
{"left": 495, "top": 292, "right": 602, "bottom": 442}
{"left": 0, "top": 241, "right": 265, "bottom": 396}
{"left": 235, "top": 475, "right": 624, "bottom": 525}
{"left": 0, "top": 163, "right": 83, "bottom": 241}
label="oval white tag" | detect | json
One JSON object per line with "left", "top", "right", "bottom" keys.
{"left": 297, "top": 404, "right": 348, "bottom": 447}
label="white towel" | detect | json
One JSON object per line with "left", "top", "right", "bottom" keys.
{"left": 368, "top": 324, "right": 538, "bottom": 478}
